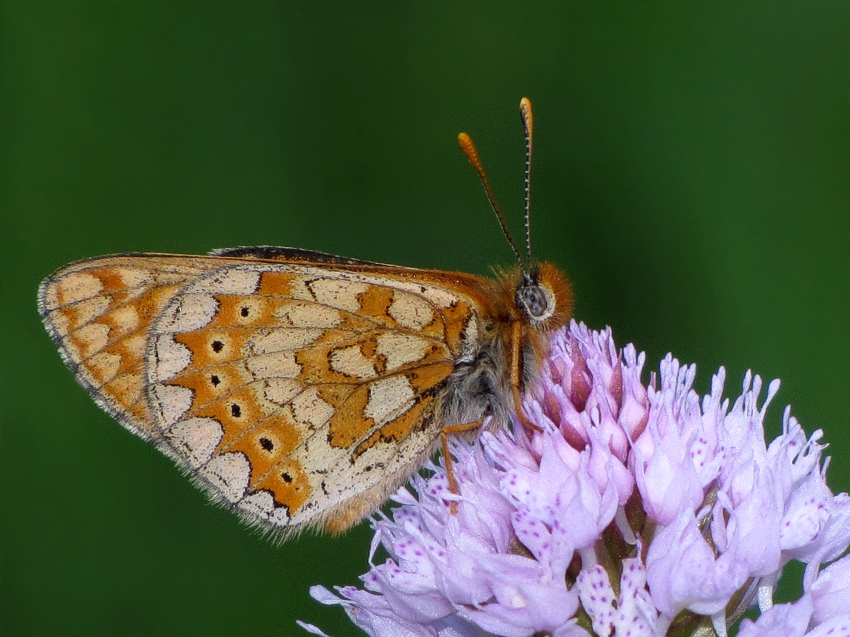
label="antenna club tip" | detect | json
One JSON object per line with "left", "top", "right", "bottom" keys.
{"left": 457, "top": 132, "right": 480, "bottom": 163}
{"left": 520, "top": 98, "right": 534, "bottom": 135}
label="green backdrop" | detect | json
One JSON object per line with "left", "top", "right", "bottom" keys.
{"left": 2, "top": 3, "right": 849, "bottom": 636}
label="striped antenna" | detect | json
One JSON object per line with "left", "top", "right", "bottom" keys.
{"left": 458, "top": 131, "right": 525, "bottom": 269}
{"left": 519, "top": 98, "right": 534, "bottom": 265}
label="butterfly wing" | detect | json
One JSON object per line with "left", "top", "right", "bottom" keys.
{"left": 39, "top": 254, "right": 493, "bottom": 536}
{"left": 38, "top": 255, "right": 229, "bottom": 440}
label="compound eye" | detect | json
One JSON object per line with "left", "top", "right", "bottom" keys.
{"left": 520, "top": 284, "right": 550, "bottom": 319}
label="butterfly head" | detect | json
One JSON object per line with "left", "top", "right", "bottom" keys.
{"left": 513, "top": 261, "right": 573, "bottom": 331}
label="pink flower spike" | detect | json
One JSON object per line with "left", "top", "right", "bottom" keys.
{"left": 303, "top": 324, "right": 850, "bottom": 637}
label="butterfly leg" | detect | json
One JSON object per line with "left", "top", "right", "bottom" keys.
{"left": 510, "top": 321, "right": 543, "bottom": 433}
{"left": 440, "top": 419, "right": 484, "bottom": 515}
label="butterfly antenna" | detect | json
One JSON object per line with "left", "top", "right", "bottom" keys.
{"left": 520, "top": 97, "right": 534, "bottom": 265}
{"left": 458, "top": 131, "right": 525, "bottom": 269}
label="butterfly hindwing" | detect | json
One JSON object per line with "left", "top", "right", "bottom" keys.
{"left": 38, "top": 255, "right": 228, "bottom": 439}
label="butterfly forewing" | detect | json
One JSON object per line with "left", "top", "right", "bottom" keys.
{"left": 39, "top": 253, "right": 502, "bottom": 536}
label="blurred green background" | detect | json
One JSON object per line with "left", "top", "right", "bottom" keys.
{"left": 2, "top": 2, "right": 849, "bottom": 636}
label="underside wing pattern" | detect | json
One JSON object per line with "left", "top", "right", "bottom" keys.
{"left": 39, "top": 254, "right": 492, "bottom": 535}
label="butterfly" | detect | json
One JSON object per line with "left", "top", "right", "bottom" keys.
{"left": 38, "top": 98, "right": 573, "bottom": 538}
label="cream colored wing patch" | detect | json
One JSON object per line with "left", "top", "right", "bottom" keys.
{"left": 137, "top": 264, "right": 455, "bottom": 534}
{"left": 146, "top": 263, "right": 472, "bottom": 535}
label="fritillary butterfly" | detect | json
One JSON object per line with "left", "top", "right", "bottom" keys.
{"left": 38, "top": 98, "right": 573, "bottom": 538}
